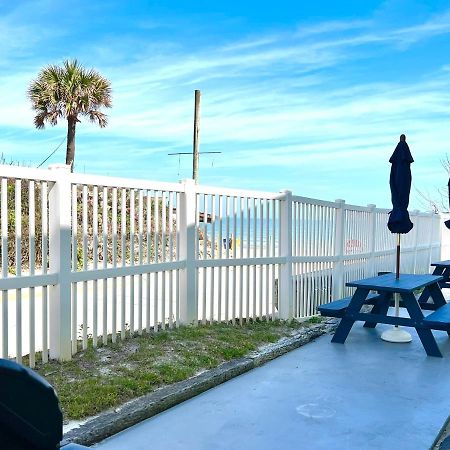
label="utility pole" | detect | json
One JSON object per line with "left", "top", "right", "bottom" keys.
{"left": 193, "top": 90, "right": 201, "bottom": 183}
{"left": 168, "top": 90, "right": 221, "bottom": 180}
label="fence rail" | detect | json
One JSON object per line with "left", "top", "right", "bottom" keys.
{"left": 0, "top": 164, "right": 441, "bottom": 366}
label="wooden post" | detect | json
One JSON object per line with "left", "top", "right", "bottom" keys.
{"left": 192, "top": 90, "right": 201, "bottom": 183}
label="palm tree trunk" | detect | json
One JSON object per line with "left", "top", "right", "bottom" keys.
{"left": 66, "top": 116, "right": 77, "bottom": 172}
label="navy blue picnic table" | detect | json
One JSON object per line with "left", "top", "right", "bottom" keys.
{"left": 322, "top": 272, "right": 450, "bottom": 357}
{"left": 431, "top": 260, "right": 450, "bottom": 290}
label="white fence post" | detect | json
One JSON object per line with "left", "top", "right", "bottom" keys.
{"left": 428, "top": 213, "right": 438, "bottom": 269}
{"left": 412, "top": 210, "right": 419, "bottom": 273}
{"left": 332, "top": 199, "right": 345, "bottom": 300}
{"left": 427, "top": 213, "right": 434, "bottom": 270}
{"left": 279, "top": 190, "right": 293, "bottom": 320}
{"left": 367, "top": 204, "right": 376, "bottom": 276}
{"left": 178, "top": 179, "right": 197, "bottom": 325}
{"left": 48, "top": 164, "right": 72, "bottom": 361}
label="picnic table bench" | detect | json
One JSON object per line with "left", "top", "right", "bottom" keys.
{"left": 319, "top": 273, "right": 450, "bottom": 357}
{"left": 318, "top": 293, "right": 382, "bottom": 318}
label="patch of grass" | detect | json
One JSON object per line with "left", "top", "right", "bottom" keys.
{"left": 307, "top": 316, "right": 324, "bottom": 324}
{"left": 155, "top": 363, "right": 195, "bottom": 384}
{"left": 33, "top": 319, "right": 320, "bottom": 421}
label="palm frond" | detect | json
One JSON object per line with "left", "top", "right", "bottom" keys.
{"left": 88, "top": 110, "right": 108, "bottom": 127}
{"left": 34, "top": 111, "right": 47, "bottom": 129}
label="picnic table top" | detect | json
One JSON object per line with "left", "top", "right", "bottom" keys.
{"left": 346, "top": 273, "right": 443, "bottom": 293}
{"left": 431, "top": 260, "right": 450, "bottom": 267}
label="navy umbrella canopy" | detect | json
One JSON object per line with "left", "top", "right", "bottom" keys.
{"left": 388, "top": 135, "right": 414, "bottom": 234}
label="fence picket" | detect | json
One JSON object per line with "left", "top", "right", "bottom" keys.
{"left": 28, "top": 181, "right": 35, "bottom": 367}
{"left": 138, "top": 189, "right": 143, "bottom": 334}
{"left": 1, "top": 179, "right": 7, "bottom": 359}
{"left": 121, "top": 188, "right": 126, "bottom": 339}
{"left": 112, "top": 187, "right": 118, "bottom": 343}
{"left": 41, "top": 182, "right": 48, "bottom": 363}
{"left": 82, "top": 185, "right": 88, "bottom": 349}
{"left": 71, "top": 184, "right": 78, "bottom": 354}
{"left": 15, "top": 179, "right": 22, "bottom": 364}
{"left": 93, "top": 186, "right": 98, "bottom": 348}
{"left": 102, "top": 187, "right": 108, "bottom": 344}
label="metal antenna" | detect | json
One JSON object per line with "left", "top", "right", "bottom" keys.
{"left": 168, "top": 151, "right": 222, "bottom": 180}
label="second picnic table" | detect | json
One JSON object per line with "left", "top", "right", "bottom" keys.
{"left": 431, "top": 260, "right": 450, "bottom": 290}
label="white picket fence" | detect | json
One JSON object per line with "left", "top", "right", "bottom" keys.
{"left": 0, "top": 164, "right": 441, "bottom": 366}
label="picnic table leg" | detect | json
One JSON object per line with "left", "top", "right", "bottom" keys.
{"left": 363, "top": 292, "right": 392, "bottom": 328}
{"left": 331, "top": 288, "right": 369, "bottom": 344}
{"left": 432, "top": 266, "right": 445, "bottom": 276}
{"left": 440, "top": 268, "right": 450, "bottom": 291}
{"left": 417, "top": 284, "right": 447, "bottom": 310}
{"left": 428, "top": 283, "right": 447, "bottom": 308}
{"left": 401, "top": 292, "right": 442, "bottom": 358}
{"left": 432, "top": 266, "right": 449, "bottom": 290}
{"left": 417, "top": 286, "right": 431, "bottom": 308}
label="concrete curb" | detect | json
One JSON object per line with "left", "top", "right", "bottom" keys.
{"left": 63, "top": 320, "right": 337, "bottom": 447}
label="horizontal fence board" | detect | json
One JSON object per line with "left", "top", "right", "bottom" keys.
{"left": 196, "top": 257, "right": 285, "bottom": 268}
{"left": 0, "top": 164, "right": 59, "bottom": 183}
{"left": 70, "top": 261, "right": 186, "bottom": 283}
{"left": 194, "top": 184, "right": 283, "bottom": 199}
{"left": 70, "top": 173, "right": 184, "bottom": 192}
{"left": 0, "top": 274, "right": 58, "bottom": 291}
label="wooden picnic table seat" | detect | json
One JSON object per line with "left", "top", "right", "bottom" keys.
{"left": 318, "top": 293, "right": 382, "bottom": 318}
{"left": 423, "top": 303, "right": 450, "bottom": 331}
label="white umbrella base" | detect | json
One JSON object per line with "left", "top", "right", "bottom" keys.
{"left": 381, "top": 326, "right": 412, "bottom": 343}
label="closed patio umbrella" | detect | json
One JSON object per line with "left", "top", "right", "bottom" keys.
{"left": 387, "top": 134, "right": 414, "bottom": 276}
{"left": 382, "top": 134, "right": 414, "bottom": 343}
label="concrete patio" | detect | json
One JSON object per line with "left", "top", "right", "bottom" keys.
{"left": 93, "top": 317, "right": 450, "bottom": 450}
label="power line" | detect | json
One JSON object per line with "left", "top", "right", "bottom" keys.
{"left": 36, "top": 136, "right": 66, "bottom": 168}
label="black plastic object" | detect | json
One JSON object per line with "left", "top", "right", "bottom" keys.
{"left": 0, "top": 358, "right": 63, "bottom": 450}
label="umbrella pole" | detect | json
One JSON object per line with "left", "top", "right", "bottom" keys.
{"left": 381, "top": 232, "right": 411, "bottom": 343}
{"left": 395, "top": 234, "right": 400, "bottom": 322}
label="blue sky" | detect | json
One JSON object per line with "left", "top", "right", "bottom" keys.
{"left": 1, "top": 0, "right": 450, "bottom": 210}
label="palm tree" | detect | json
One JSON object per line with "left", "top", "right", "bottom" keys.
{"left": 28, "top": 59, "right": 112, "bottom": 171}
